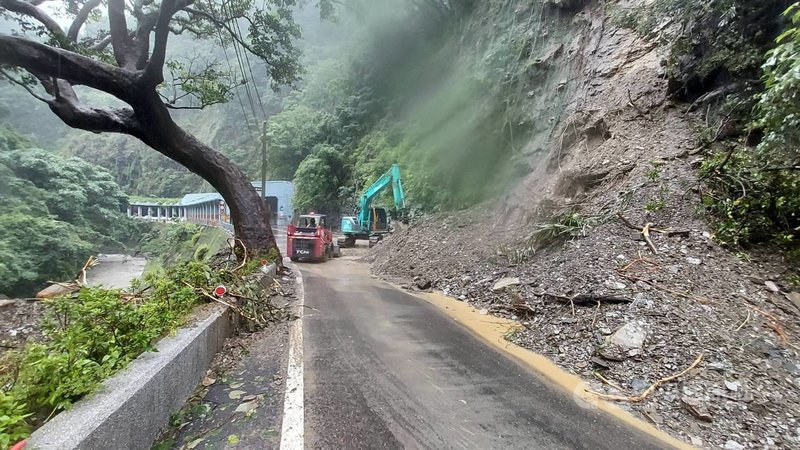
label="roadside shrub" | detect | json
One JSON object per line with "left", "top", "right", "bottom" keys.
{"left": 0, "top": 391, "right": 29, "bottom": 449}
{"left": 0, "top": 260, "right": 220, "bottom": 444}
{"left": 699, "top": 4, "right": 800, "bottom": 259}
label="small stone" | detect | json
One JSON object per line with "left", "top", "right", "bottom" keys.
{"left": 690, "top": 436, "right": 703, "bottom": 446}
{"left": 492, "top": 277, "right": 520, "bottom": 292}
{"left": 708, "top": 362, "right": 726, "bottom": 371}
{"left": 724, "top": 440, "right": 744, "bottom": 450}
{"left": 725, "top": 380, "right": 741, "bottom": 392}
{"left": 458, "top": 295, "right": 466, "bottom": 301}
{"left": 590, "top": 357, "right": 611, "bottom": 368}
{"left": 416, "top": 278, "right": 432, "bottom": 290}
{"left": 479, "top": 308, "right": 489, "bottom": 315}
{"left": 631, "top": 378, "right": 648, "bottom": 391}
{"left": 228, "top": 390, "right": 246, "bottom": 400}
{"left": 604, "top": 280, "right": 627, "bottom": 290}
{"left": 765, "top": 281, "right": 780, "bottom": 293}
{"left": 686, "top": 257, "right": 702, "bottom": 265}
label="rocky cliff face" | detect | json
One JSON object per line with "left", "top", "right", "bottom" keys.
{"left": 370, "top": 1, "right": 800, "bottom": 448}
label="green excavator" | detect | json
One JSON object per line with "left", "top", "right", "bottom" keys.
{"left": 338, "top": 164, "right": 406, "bottom": 248}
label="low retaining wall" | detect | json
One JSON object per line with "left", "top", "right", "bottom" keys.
{"left": 27, "top": 264, "right": 277, "bottom": 450}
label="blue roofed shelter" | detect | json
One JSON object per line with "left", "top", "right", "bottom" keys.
{"left": 126, "top": 181, "right": 294, "bottom": 229}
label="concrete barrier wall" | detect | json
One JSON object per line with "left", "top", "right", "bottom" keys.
{"left": 27, "top": 264, "right": 277, "bottom": 450}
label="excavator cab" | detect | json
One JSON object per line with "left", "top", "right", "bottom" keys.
{"left": 339, "top": 164, "right": 405, "bottom": 248}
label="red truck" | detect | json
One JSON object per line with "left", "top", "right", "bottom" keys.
{"left": 287, "top": 213, "right": 340, "bottom": 262}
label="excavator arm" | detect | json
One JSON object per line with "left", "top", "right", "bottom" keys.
{"left": 356, "top": 164, "right": 406, "bottom": 231}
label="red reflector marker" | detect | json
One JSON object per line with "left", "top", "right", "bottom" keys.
{"left": 214, "top": 285, "right": 227, "bottom": 296}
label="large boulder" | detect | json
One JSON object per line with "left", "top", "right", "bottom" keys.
{"left": 599, "top": 322, "right": 647, "bottom": 360}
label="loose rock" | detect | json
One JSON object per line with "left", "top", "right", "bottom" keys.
{"left": 492, "top": 277, "right": 520, "bottom": 292}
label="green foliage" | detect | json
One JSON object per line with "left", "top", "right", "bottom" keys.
{"left": 292, "top": 145, "right": 351, "bottom": 214}
{"left": 193, "top": 245, "right": 211, "bottom": 261}
{"left": 758, "top": 3, "right": 800, "bottom": 168}
{"left": 0, "top": 213, "right": 94, "bottom": 297}
{"left": 699, "top": 4, "right": 800, "bottom": 258}
{"left": 646, "top": 161, "right": 663, "bottom": 182}
{"left": 0, "top": 391, "right": 30, "bottom": 449}
{"left": 526, "top": 211, "right": 589, "bottom": 248}
{"left": 0, "top": 126, "right": 141, "bottom": 296}
{"left": 0, "top": 261, "right": 223, "bottom": 444}
{"left": 139, "top": 223, "right": 230, "bottom": 274}
{"left": 267, "top": 106, "right": 337, "bottom": 180}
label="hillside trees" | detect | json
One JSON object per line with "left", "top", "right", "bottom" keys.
{"left": 0, "top": 0, "right": 330, "bottom": 255}
{"left": 0, "top": 126, "right": 135, "bottom": 296}
{"left": 292, "top": 144, "right": 351, "bottom": 214}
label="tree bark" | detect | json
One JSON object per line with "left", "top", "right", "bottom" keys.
{"left": 131, "top": 89, "right": 280, "bottom": 257}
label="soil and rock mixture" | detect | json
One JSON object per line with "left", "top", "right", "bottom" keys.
{"left": 0, "top": 299, "right": 48, "bottom": 356}
{"left": 369, "top": 5, "right": 800, "bottom": 449}
{"left": 0, "top": 254, "right": 148, "bottom": 358}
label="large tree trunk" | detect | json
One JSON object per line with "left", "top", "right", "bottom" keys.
{"left": 134, "top": 90, "right": 280, "bottom": 257}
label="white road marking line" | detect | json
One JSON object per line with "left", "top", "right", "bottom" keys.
{"left": 280, "top": 260, "right": 304, "bottom": 450}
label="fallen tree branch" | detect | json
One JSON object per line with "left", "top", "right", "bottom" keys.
{"left": 534, "top": 292, "right": 633, "bottom": 306}
{"left": 642, "top": 223, "right": 658, "bottom": 255}
{"left": 594, "top": 371, "right": 624, "bottom": 391}
{"left": 616, "top": 213, "right": 691, "bottom": 251}
{"left": 618, "top": 254, "right": 660, "bottom": 272}
{"left": 619, "top": 274, "right": 712, "bottom": 304}
{"left": 77, "top": 255, "right": 98, "bottom": 286}
{"left": 586, "top": 354, "right": 704, "bottom": 402}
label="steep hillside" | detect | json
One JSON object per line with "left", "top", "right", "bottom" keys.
{"left": 370, "top": 1, "right": 800, "bottom": 448}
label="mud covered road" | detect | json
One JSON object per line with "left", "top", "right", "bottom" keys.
{"left": 297, "top": 250, "right": 677, "bottom": 449}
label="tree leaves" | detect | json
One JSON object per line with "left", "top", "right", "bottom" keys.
{"left": 0, "top": 126, "right": 136, "bottom": 296}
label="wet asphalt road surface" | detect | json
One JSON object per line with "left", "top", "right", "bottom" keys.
{"left": 299, "top": 254, "right": 672, "bottom": 450}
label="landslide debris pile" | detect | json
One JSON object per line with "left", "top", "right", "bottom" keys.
{"left": 371, "top": 209, "right": 799, "bottom": 448}
{"left": 369, "top": 0, "right": 800, "bottom": 448}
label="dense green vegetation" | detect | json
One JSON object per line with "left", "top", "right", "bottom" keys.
{"left": 139, "top": 223, "right": 232, "bottom": 275}
{"left": 0, "top": 260, "right": 238, "bottom": 446}
{"left": 0, "top": 126, "right": 142, "bottom": 297}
